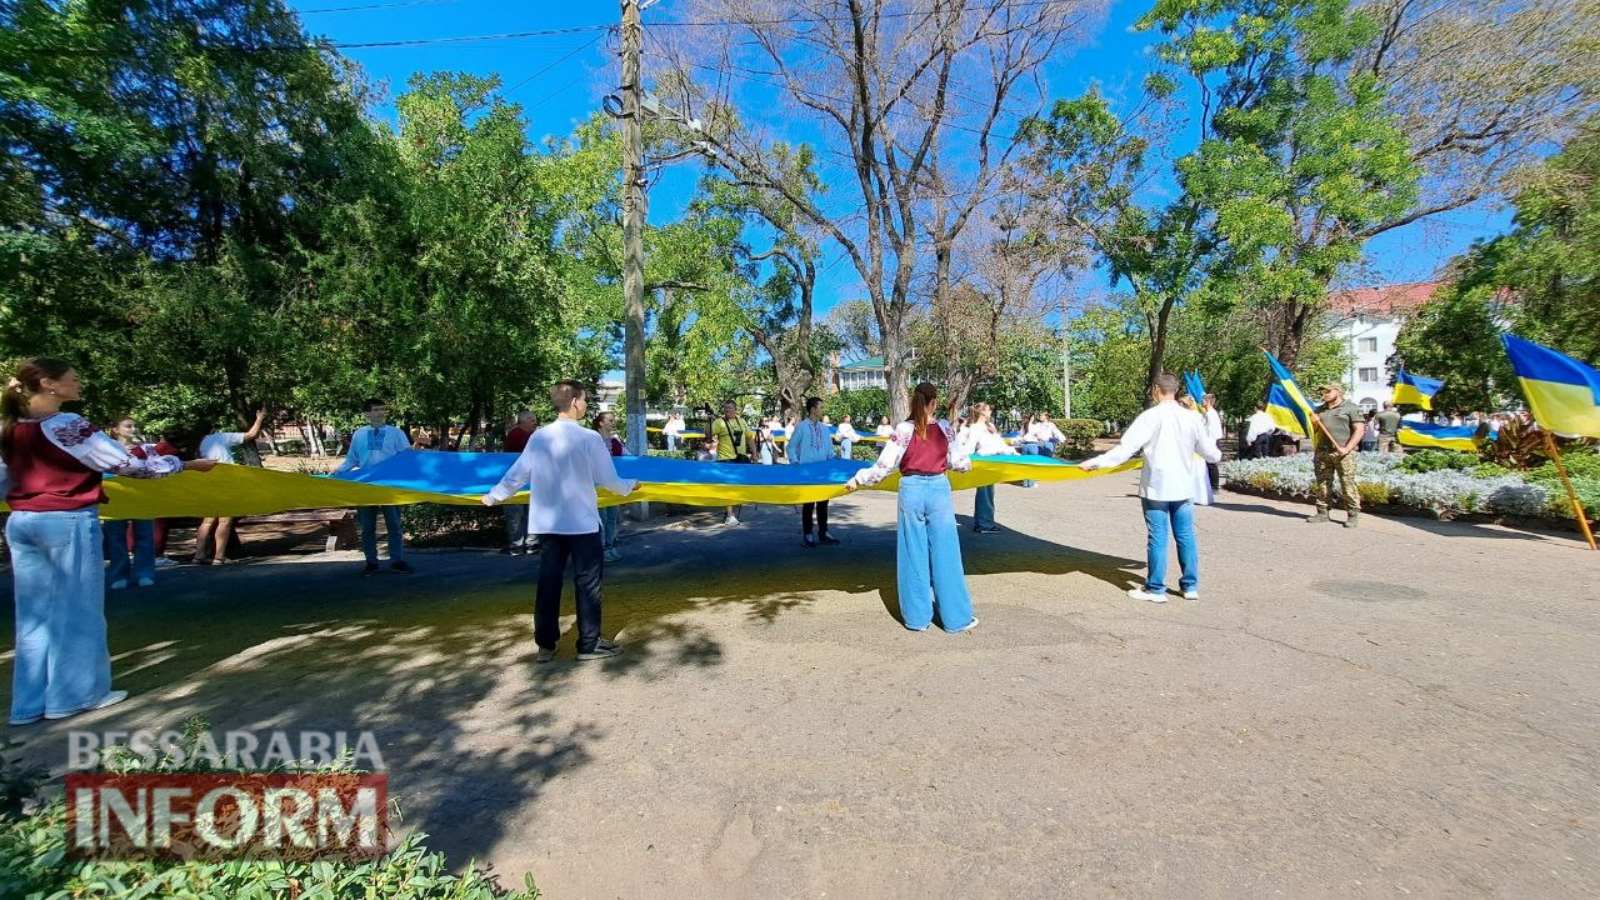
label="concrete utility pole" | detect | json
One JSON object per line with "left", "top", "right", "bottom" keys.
{"left": 620, "top": 0, "right": 648, "bottom": 457}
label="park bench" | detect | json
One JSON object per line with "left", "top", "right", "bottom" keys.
{"left": 234, "top": 508, "right": 359, "bottom": 553}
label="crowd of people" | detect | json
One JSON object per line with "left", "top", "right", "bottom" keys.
{"left": 6, "top": 350, "right": 1461, "bottom": 725}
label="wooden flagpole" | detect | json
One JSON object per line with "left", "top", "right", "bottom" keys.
{"left": 1541, "top": 430, "right": 1598, "bottom": 551}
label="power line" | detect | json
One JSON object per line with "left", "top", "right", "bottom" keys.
{"left": 502, "top": 32, "right": 608, "bottom": 98}
{"left": 297, "top": 0, "right": 459, "bottom": 15}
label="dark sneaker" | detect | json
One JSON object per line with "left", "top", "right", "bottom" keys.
{"left": 391, "top": 561, "right": 414, "bottom": 574}
{"left": 362, "top": 563, "right": 381, "bottom": 576}
{"left": 974, "top": 526, "right": 1000, "bottom": 534}
{"left": 499, "top": 547, "right": 516, "bottom": 556}
{"left": 577, "top": 639, "right": 622, "bottom": 661}
{"left": 535, "top": 646, "right": 557, "bottom": 664}
{"left": 818, "top": 533, "right": 841, "bottom": 545}
{"left": 803, "top": 534, "right": 818, "bottom": 548}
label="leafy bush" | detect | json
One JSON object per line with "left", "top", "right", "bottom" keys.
{"left": 0, "top": 721, "right": 538, "bottom": 899}
{"left": 1221, "top": 455, "right": 1556, "bottom": 520}
{"left": 823, "top": 388, "right": 889, "bottom": 428}
{"left": 1057, "top": 419, "right": 1102, "bottom": 458}
{"left": 1396, "top": 450, "right": 1479, "bottom": 474}
{"left": 1357, "top": 481, "right": 1392, "bottom": 506}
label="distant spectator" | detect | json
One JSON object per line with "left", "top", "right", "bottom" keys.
{"left": 501, "top": 410, "right": 538, "bottom": 555}
{"left": 1375, "top": 402, "right": 1402, "bottom": 454}
{"left": 335, "top": 399, "right": 413, "bottom": 575}
{"left": 192, "top": 408, "right": 267, "bottom": 566}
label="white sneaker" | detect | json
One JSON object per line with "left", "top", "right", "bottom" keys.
{"left": 1184, "top": 590, "right": 1200, "bottom": 602}
{"left": 45, "top": 689, "right": 129, "bottom": 720}
{"left": 724, "top": 515, "right": 740, "bottom": 526}
{"left": 153, "top": 558, "right": 177, "bottom": 569}
{"left": 1127, "top": 588, "right": 1168, "bottom": 604}
{"left": 137, "top": 577, "right": 155, "bottom": 588}
{"left": 109, "top": 579, "right": 128, "bottom": 590}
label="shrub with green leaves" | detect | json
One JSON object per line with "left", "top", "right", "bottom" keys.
{"left": 1396, "top": 450, "right": 1479, "bottom": 474}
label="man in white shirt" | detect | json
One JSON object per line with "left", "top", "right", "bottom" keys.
{"left": 482, "top": 380, "right": 639, "bottom": 661}
{"left": 1081, "top": 373, "right": 1222, "bottom": 604}
{"left": 1245, "top": 404, "right": 1277, "bottom": 459}
{"left": 1202, "top": 393, "right": 1224, "bottom": 491}
{"left": 191, "top": 408, "right": 267, "bottom": 566}
{"left": 663, "top": 412, "right": 685, "bottom": 452}
{"left": 789, "top": 396, "right": 839, "bottom": 547}
{"left": 337, "top": 398, "right": 414, "bottom": 575}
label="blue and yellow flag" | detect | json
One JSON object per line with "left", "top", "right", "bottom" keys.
{"left": 1184, "top": 371, "right": 1206, "bottom": 404}
{"left": 1392, "top": 369, "right": 1444, "bottom": 410}
{"left": 1397, "top": 420, "right": 1489, "bottom": 452}
{"left": 1263, "top": 351, "right": 1316, "bottom": 438}
{"left": 1502, "top": 334, "right": 1600, "bottom": 438}
{"left": 0, "top": 451, "right": 1140, "bottom": 520}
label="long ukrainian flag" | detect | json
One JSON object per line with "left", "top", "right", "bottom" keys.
{"left": 1264, "top": 351, "right": 1317, "bottom": 438}
{"left": 1503, "top": 334, "right": 1600, "bottom": 438}
{"left": 1397, "top": 420, "right": 1487, "bottom": 452}
{"left": 1392, "top": 369, "right": 1444, "bottom": 410}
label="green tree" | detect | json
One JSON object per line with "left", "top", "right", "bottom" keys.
{"left": 1391, "top": 282, "right": 1513, "bottom": 414}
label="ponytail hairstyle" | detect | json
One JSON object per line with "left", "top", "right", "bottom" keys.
{"left": 909, "top": 381, "right": 938, "bottom": 440}
{"left": 1, "top": 357, "right": 74, "bottom": 460}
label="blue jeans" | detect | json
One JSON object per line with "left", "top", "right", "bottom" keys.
{"left": 600, "top": 505, "right": 620, "bottom": 550}
{"left": 666, "top": 433, "right": 677, "bottom": 452}
{"left": 1141, "top": 498, "right": 1199, "bottom": 593}
{"left": 839, "top": 438, "right": 853, "bottom": 459}
{"left": 7, "top": 508, "right": 113, "bottom": 722}
{"left": 357, "top": 506, "right": 405, "bottom": 564}
{"left": 973, "top": 485, "right": 996, "bottom": 531}
{"left": 896, "top": 475, "right": 975, "bottom": 631}
{"left": 104, "top": 519, "right": 156, "bottom": 584}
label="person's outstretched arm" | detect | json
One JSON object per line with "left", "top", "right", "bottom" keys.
{"left": 482, "top": 442, "right": 537, "bottom": 505}
{"left": 846, "top": 423, "right": 909, "bottom": 490}
{"left": 1080, "top": 411, "right": 1153, "bottom": 470}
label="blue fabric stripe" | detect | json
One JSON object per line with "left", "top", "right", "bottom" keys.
{"left": 1503, "top": 334, "right": 1600, "bottom": 401}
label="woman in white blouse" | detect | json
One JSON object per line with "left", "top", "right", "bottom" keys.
{"left": 845, "top": 383, "right": 977, "bottom": 633}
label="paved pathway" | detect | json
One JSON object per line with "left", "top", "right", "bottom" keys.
{"left": 4, "top": 474, "right": 1598, "bottom": 898}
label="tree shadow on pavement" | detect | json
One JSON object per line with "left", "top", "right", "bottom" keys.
{"left": 0, "top": 499, "right": 1140, "bottom": 874}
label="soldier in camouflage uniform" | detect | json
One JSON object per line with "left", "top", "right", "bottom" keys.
{"left": 1309, "top": 382, "right": 1367, "bottom": 528}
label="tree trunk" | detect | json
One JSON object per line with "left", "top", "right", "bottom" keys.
{"left": 1144, "top": 297, "right": 1176, "bottom": 400}
{"left": 884, "top": 327, "right": 909, "bottom": 422}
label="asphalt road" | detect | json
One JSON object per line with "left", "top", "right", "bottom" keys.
{"left": 4, "top": 473, "right": 1597, "bottom": 898}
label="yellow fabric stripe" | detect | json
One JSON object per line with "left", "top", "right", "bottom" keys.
{"left": 3, "top": 458, "right": 1142, "bottom": 519}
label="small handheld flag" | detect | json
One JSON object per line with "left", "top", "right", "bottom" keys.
{"left": 1263, "top": 352, "right": 1317, "bottom": 439}
{"left": 1185, "top": 371, "right": 1206, "bottom": 404}
{"left": 1391, "top": 369, "right": 1444, "bottom": 410}
{"left": 1502, "top": 335, "right": 1600, "bottom": 439}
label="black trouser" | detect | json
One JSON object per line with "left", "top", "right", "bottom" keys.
{"left": 535, "top": 531, "right": 604, "bottom": 652}
{"left": 1250, "top": 435, "right": 1272, "bottom": 459}
{"left": 801, "top": 500, "right": 829, "bottom": 536}
{"left": 1207, "top": 462, "right": 1220, "bottom": 491}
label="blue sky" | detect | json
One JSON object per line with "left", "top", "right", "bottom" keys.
{"left": 289, "top": 0, "right": 1512, "bottom": 322}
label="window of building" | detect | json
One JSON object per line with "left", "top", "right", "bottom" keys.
{"left": 1359, "top": 337, "right": 1378, "bottom": 353}
{"left": 1358, "top": 367, "right": 1379, "bottom": 383}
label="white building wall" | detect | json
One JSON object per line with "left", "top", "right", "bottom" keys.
{"left": 1331, "top": 314, "right": 1403, "bottom": 412}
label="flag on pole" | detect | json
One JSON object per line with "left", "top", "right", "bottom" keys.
{"left": 1263, "top": 351, "right": 1317, "bottom": 439}
{"left": 1391, "top": 369, "right": 1444, "bottom": 410}
{"left": 1184, "top": 371, "right": 1206, "bottom": 404}
{"left": 1502, "top": 334, "right": 1600, "bottom": 438}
